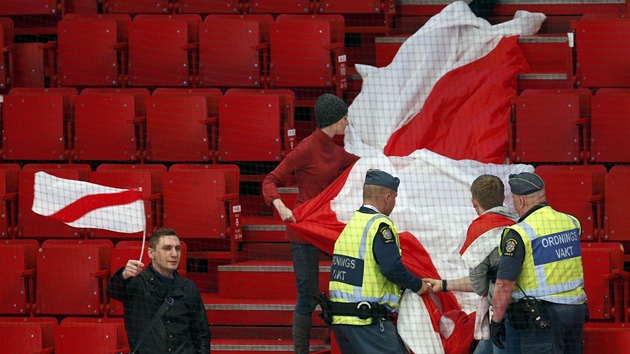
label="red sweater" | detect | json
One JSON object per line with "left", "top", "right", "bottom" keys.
{"left": 263, "top": 129, "right": 359, "bottom": 243}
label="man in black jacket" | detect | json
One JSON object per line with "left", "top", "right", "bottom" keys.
{"left": 107, "top": 228, "right": 210, "bottom": 353}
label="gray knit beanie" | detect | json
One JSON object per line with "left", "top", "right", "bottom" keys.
{"left": 314, "top": 93, "right": 348, "bottom": 128}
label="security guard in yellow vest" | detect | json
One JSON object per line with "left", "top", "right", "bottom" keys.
{"left": 490, "top": 172, "right": 588, "bottom": 354}
{"left": 328, "top": 169, "right": 431, "bottom": 354}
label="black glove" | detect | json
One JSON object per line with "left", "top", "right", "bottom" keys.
{"left": 490, "top": 319, "right": 506, "bottom": 349}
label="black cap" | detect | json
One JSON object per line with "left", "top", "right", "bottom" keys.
{"left": 314, "top": 93, "right": 348, "bottom": 128}
{"left": 508, "top": 172, "right": 545, "bottom": 195}
{"left": 365, "top": 169, "right": 400, "bottom": 192}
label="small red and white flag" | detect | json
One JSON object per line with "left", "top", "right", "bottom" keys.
{"left": 32, "top": 171, "right": 145, "bottom": 234}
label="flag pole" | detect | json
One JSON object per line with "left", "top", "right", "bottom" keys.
{"left": 139, "top": 228, "right": 146, "bottom": 262}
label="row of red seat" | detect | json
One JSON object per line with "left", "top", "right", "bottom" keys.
{"left": 0, "top": 13, "right": 348, "bottom": 96}
{"left": 0, "top": 163, "right": 242, "bottom": 260}
{"left": 510, "top": 88, "right": 630, "bottom": 164}
{"left": 1, "top": 87, "right": 295, "bottom": 163}
{"left": 0, "top": 316, "right": 129, "bottom": 354}
{"left": 534, "top": 165, "right": 630, "bottom": 244}
{"left": 2, "top": 238, "right": 188, "bottom": 317}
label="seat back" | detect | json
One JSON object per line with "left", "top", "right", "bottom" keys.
{"left": 0, "top": 317, "right": 57, "bottom": 353}
{"left": 604, "top": 167, "right": 630, "bottom": 242}
{"left": 60, "top": 317, "right": 129, "bottom": 351}
{"left": 36, "top": 239, "right": 112, "bottom": 315}
{"left": 2, "top": 88, "right": 78, "bottom": 161}
{"left": 163, "top": 169, "right": 227, "bottom": 238}
{"left": 105, "top": 0, "right": 171, "bottom": 14}
{"left": 128, "top": 15, "right": 201, "bottom": 87}
{"left": 581, "top": 242, "right": 624, "bottom": 321}
{"left": 218, "top": 88, "right": 295, "bottom": 161}
{"left": 199, "top": 15, "right": 273, "bottom": 87}
{"left": 248, "top": 0, "right": 313, "bottom": 14}
{"left": 535, "top": 165, "right": 606, "bottom": 241}
{"left": 74, "top": 94, "right": 141, "bottom": 161}
{"left": 516, "top": 34, "right": 573, "bottom": 90}
{"left": 590, "top": 89, "right": 630, "bottom": 163}
{"left": 511, "top": 89, "right": 590, "bottom": 163}
{"left": 145, "top": 95, "right": 210, "bottom": 162}
{"left": 96, "top": 163, "right": 167, "bottom": 193}
{"left": 57, "top": 16, "right": 129, "bottom": 87}
{"left": 0, "top": 239, "right": 38, "bottom": 314}
{"left": 0, "top": 0, "right": 59, "bottom": 15}
{"left": 270, "top": 15, "right": 346, "bottom": 93}
{"left": 176, "top": 0, "right": 243, "bottom": 13}
{"left": 575, "top": 14, "right": 630, "bottom": 88}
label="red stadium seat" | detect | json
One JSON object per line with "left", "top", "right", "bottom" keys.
{"left": 0, "top": 239, "right": 38, "bottom": 315}
{"left": 10, "top": 42, "right": 47, "bottom": 88}
{"left": 581, "top": 242, "right": 630, "bottom": 323}
{"left": 0, "top": 17, "right": 13, "bottom": 90}
{"left": 269, "top": 14, "right": 347, "bottom": 100}
{"left": 218, "top": 88, "right": 295, "bottom": 162}
{"left": 0, "top": 163, "right": 19, "bottom": 237}
{"left": 96, "top": 163, "right": 167, "bottom": 193}
{"left": 105, "top": 0, "right": 171, "bottom": 14}
{"left": 108, "top": 240, "right": 187, "bottom": 315}
{"left": 510, "top": 89, "right": 590, "bottom": 164}
{"left": 575, "top": 14, "right": 630, "bottom": 88}
{"left": 56, "top": 14, "right": 131, "bottom": 87}
{"left": 516, "top": 34, "right": 573, "bottom": 90}
{"left": 584, "top": 323, "right": 630, "bottom": 351}
{"left": 18, "top": 164, "right": 91, "bottom": 238}
{"left": 604, "top": 166, "right": 630, "bottom": 243}
{"left": 535, "top": 165, "right": 606, "bottom": 241}
{"left": 127, "top": 14, "right": 200, "bottom": 87}
{"left": 0, "top": 317, "right": 57, "bottom": 354}
{"left": 146, "top": 88, "right": 221, "bottom": 162}
{"left": 2, "top": 88, "right": 77, "bottom": 161}
{"left": 0, "top": 0, "right": 60, "bottom": 15}
{"left": 36, "top": 239, "right": 112, "bottom": 316}
{"left": 589, "top": 89, "right": 630, "bottom": 163}
{"left": 73, "top": 88, "right": 150, "bottom": 162}
{"left": 198, "top": 14, "right": 273, "bottom": 88}
{"left": 163, "top": 166, "right": 242, "bottom": 261}
{"left": 248, "top": 0, "right": 314, "bottom": 14}
{"left": 57, "top": 317, "right": 129, "bottom": 354}
{"left": 316, "top": 0, "right": 396, "bottom": 34}
{"left": 88, "top": 171, "right": 158, "bottom": 238}
{"left": 175, "top": 0, "right": 244, "bottom": 13}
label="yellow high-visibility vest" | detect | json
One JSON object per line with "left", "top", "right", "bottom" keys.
{"left": 329, "top": 211, "right": 402, "bottom": 325}
{"left": 501, "top": 206, "right": 586, "bottom": 304}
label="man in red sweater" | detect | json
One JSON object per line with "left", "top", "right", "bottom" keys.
{"left": 263, "top": 93, "right": 360, "bottom": 354}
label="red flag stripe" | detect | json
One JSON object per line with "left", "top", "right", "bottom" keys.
{"left": 48, "top": 190, "right": 143, "bottom": 223}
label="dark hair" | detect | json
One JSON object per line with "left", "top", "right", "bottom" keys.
{"left": 149, "top": 228, "right": 178, "bottom": 249}
{"left": 471, "top": 175, "right": 505, "bottom": 211}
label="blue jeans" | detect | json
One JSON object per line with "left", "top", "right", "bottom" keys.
{"left": 493, "top": 315, "right": 520, "bottom": 354}
{"left": 291, "top": 242, "right": 321, "bottom": 316}
{"left": 517, "top": 302, "right": 587, "bottom": 354}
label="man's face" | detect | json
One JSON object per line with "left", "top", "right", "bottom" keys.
{"left": 331, "top": 115, "right": 350, "bottom": 135}
{"left": 148, "top": 235, "right": 181, "bottom": 277}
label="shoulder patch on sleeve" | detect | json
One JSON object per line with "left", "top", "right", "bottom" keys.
{"left": 503, "top": 238, "right": 518, "bottom": 257}
{"left": 378, "top": 223, "right": 396, "bottom": 244}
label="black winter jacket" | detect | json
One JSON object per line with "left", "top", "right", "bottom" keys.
{"left": 106, "top": 264, "right": 210, "bottom": 353}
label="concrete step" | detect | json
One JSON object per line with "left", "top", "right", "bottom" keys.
{"left": 217, "top": 260, "right": 331, "bottom": 300}
{"left": 203, "top": 294, "right": 326, "bottom": 327}
{"left": 211, "top": 339, "right": 329, "bottom": 353}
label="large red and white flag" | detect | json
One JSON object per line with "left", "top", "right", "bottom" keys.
{"left": 32, "top": 171, "right": 145, "bottom": 233}
{"left": 290, "top": 2, "right": 546, "bottom": 353}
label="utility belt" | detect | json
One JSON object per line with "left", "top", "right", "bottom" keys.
{"left": 315, "top": 293, "right": 390, "bottom": 326}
